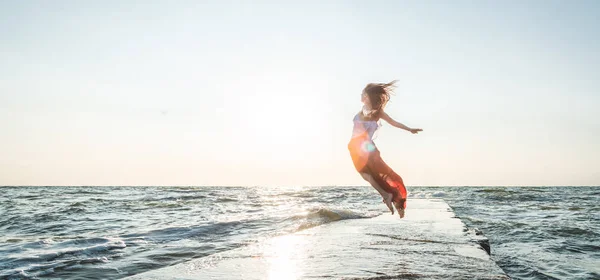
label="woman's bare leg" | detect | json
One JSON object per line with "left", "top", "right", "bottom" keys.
{"left": 360, "top": 172, "right": 394, "bottom": 214}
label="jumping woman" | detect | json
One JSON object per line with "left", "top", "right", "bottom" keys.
{"left": 348, "top": 80, "right": 422, "bottom": 218}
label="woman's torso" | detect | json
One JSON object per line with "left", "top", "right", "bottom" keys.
{"left": 351, "top": 108, "right": 380, "bottom": 141}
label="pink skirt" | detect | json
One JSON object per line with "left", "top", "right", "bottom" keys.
{"left": 348, "top": 134, "right": 407, "bottom": 209}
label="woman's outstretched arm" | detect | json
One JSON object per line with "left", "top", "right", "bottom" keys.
{"left": 380, "top": 111, "right": 423, "bottom": 134}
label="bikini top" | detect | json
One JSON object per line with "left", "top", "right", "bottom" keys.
{"left": 351, "top": 107, "right": 381, "bottom": 140}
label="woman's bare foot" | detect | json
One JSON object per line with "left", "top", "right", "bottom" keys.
{"left": 383, "top": 193, "right": 394, "bottom": 215}
{"left": 393, "top": 200, "right": 405, "bottom": 218}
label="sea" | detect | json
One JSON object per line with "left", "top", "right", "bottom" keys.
{"left": 1, "top": 186, "right": 598, "bottom": 280}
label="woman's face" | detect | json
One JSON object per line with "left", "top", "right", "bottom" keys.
{"left": 361, "top": 91, "right": 370, "bottom": 106}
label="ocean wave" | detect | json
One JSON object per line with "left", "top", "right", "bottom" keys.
{"left": 431, "top": 191, "right": 446, "bottom": 198}
{"left": 548, "top": 226, "right": 596, "bottom": 238}
{"left": 141, "top": 202, "right": 186, "bottom": 209}
{"left": 475, "top": 188, "right": 516, "bottom": 194}
{"left": 141, "top": 194, "right": 208, "bottom": 202}
{"left": 36, "top": 239, "right": 126, "bottom": 262}
{"left": 0, "top": 237, "right": 123, "bottom": 279}
{"left": 15, "top": 195, "right": 44, "bottom": 200}
{"left": 278, "top": 191, "right": 314, "bottom": 198}
{"left": 169, "top": 187, "right": 205, "bottom": 193}
{"left": 539, "top": 205, "right": 560, "bottom": 210}
{"left": 61, "top": 190, "right": 108, "bottom": 195}
{"left": 288, "top": 207, "right": 376, "bottom": 231}
{"left": 59, "top": 205, "right": 87, "bottom": 214}
{"left": 216, "top": 197, "right": 238, "bottom": 203}
{"left": 120, "top": 221, "right": 246, "bottom": 243}
{"left": 408, "top": 191, "right": 446, "bottom": 199}
{"left": 1, "top": 256, "right": 110, "bottom": 279}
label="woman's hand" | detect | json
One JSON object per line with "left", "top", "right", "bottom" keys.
{"left": 380, "top": 111, "right": 423, "bottom": 134}
{"left": 409, "top": 128, "right": 423, "bottom": 134}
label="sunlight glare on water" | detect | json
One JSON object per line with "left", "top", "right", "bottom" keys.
{"left": 266, "top": 234, "right": 307, "bottom": 280}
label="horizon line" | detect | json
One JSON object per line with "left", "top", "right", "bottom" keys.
{"left": 1, "top": 185, "right": 599, "bottom": 187}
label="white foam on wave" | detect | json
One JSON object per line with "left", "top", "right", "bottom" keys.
{"left": 292, "top": 207, "right": 379, "bottom": 232}
{"left": 409, "top": 191, "right": 447, "bottom": 199}
{"left": 1, "top": 237, "right": 127, "bottom": 278}
{"left": 432, "top": 191, "right": 446, "bottom": 197}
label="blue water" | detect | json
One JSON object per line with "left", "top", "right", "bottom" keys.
{"left": 1, "top": 186, "right": 598, "bottom": 279}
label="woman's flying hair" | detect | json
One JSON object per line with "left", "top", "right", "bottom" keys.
{"left": 363, "top": 80, "right": 398, "bottom": 117}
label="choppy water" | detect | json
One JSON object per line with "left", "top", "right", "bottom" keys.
{"left": 443, "top": 187, "right": 600, "bottom": 280}
{"left": 1, "top": 186, "right": 598, "bottom": 279}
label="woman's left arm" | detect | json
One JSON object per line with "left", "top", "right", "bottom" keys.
{"left": 380, "top": 111, "right": 423, "bottom": 134}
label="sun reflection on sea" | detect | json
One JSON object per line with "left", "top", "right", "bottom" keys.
{"left": 265, "top": 234, "right": 307, "bottom": 280}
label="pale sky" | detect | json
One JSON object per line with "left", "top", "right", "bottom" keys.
{"left": 1, "top": 0, "right": 599, "bottom": 186}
